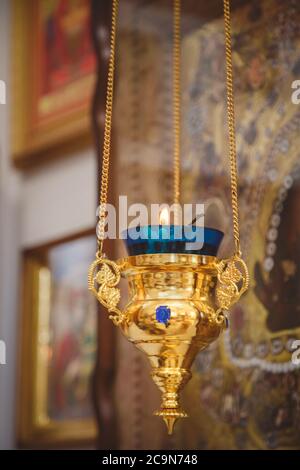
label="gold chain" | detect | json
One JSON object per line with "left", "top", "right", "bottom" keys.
{"left": 173, "top": 0, "right": 181, "bottom": 221}
{"left": 223, "top": 0, "right": 241, "bottom": 256}
{"left": 97, "top": 0, "right": 118, "bottom": 257}
{"left": 97, "top": 0, "right": 241, "bottom": 257}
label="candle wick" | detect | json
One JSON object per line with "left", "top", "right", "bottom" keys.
{"left": 190, "top": 215, "right": 202, "bottom": 225}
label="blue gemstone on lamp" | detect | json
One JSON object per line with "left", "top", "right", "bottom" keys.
{"left": 156, "top": 305, "right": 171, "bottom": 325}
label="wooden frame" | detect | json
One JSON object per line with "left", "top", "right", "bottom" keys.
{"left": 11, "top": 0, "right": 95, "bottom": 168}
{"left": 17, "top": 229, "right": 98, "bottom": 448}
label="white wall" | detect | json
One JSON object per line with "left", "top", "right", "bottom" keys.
{"left": 21, "top": 150, "right": 96, "bottom": 249}
{"left": 0, "top": 0, "right": 96, "bottom": 449}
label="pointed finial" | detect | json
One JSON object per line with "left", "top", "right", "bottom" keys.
{"left": 163, "top": 416, "right": 177, "bottom": 435}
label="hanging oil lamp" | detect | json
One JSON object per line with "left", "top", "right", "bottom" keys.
{"left": 88, "top": 0, "right": 249, "bottom": 435}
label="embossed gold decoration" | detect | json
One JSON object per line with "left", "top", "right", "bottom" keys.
{"left": 216, "top": 255, "right": 249, "bottom": 311}
{"left": 88, "top": 257, "right": 125, "bottom": 326}
{"left": 88, "top": 0, "right": 249, "bottom": 434}
{"left": 88, "top": 251, "right": 249, "bottom": 434}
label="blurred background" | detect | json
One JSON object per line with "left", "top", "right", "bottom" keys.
{"left": 1, "top": 0, "right": 300, "bottom": 450}
{"left": 0, "top": 0, "right": 97, "bottom": 450}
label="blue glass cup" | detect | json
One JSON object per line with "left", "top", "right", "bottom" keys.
{"left": 122, "top": 225, "right": 224, "bottom": 256}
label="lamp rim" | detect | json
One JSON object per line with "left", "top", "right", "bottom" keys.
{"left": 117, "top": 253, "right": 219, "bottom": 272}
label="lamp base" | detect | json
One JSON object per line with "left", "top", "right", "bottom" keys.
{"left": 118, "top": 254, "right": 226, "bottom": 433}
{"left": 152, "top": 366, "right": 190, "bottom": 434}
{"left": 88, "top": 252, "right": 249, "bottom": 433}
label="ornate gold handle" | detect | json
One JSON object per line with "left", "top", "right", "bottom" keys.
{"left": 88, "top": 257, "right": 125, "bottom": 326}
{"left": 216, "top": 255, "right": 249, "bottom": 312}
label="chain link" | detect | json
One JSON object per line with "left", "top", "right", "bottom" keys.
{"left": 173, "top": 0, "right": 181, "bottom": 220}
{"left": 223, "top": 0, "right": 241, "bottom": 256}
{"left": 97, "top": 0, "right": 118, "bottom": 256}
{"left": 97, "top": 0, "right": 241, "bottom": 257}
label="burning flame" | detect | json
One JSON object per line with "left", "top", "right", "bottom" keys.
{"left": 159, "top": 207, "right": 170, "bottom": 225}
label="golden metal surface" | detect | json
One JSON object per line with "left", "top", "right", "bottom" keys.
{"left": 97, "top": 0, "right": 119, "bottom": 256}
{"left": 173, "top": 0, "right": 181, "bottom": 211}
{"left": 216, "top": 254, "right": 249, "bottom": 311}
{"left": 89, "top": 253, "right": 248, "bottom": 432}
{"left": 88, "top": 256, "right": 125, "bottom": 326}
{"left": 223, "top": 0, "right": 241, "bottom": 256}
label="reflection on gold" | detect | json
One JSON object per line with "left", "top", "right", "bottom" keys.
{"left": 89, "top": 253, "right": 248, "bottom": 433}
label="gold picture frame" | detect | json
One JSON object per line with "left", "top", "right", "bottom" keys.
{"left": 17, "top": 230, "right": 97, "bottom": 448}
{"left": 11, "top": 0, "right": 95, "bottom": 168}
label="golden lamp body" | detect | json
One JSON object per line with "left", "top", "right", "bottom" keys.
{"left": 88, "top": 253, "right": 249, "bottom": 434}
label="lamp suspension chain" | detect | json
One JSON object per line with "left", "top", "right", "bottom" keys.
{"left": 97, "top": 0, "right": 241, "bottom": 257}
{"left": 223, "top": 0, "right": 241, "bottom": 257}
{"left": 173, "top": 0, "right": 181, "bottom": 221}
{"left": 97, "top": 0, "right": 119, "bottom": 257}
